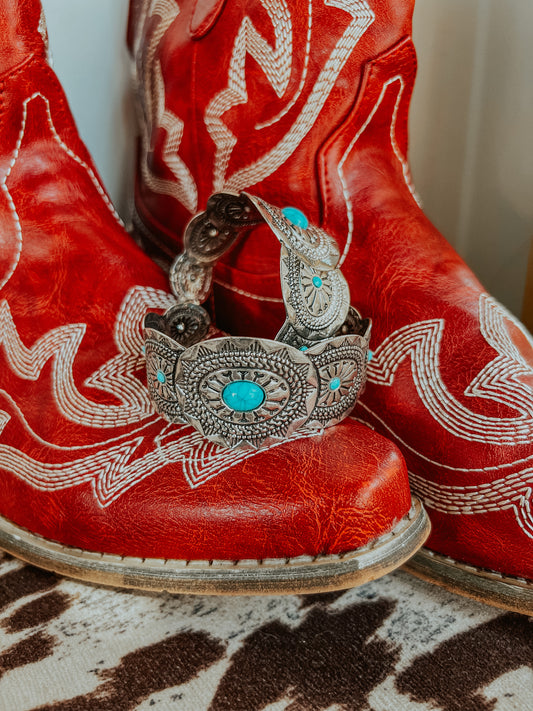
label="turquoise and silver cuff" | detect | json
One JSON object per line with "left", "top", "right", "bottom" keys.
{"left": 143, "top": 192, "right": 371, "bottom": 449}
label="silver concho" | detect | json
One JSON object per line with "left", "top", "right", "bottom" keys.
{"left": 174, "top": 338, "right": 318, "bottom": 449}
{"left": 143, "top": 329, "right": 185, "bottom": 423}
{"left": 169, "top": 252, "right": 212, "bottom": 305}
{"left": 247, "top": 194, "right": 340, "bottom": 270}
{"left": 152, "top": 303, "right": 212, "bottom": 348}
{"left": 171, "top": 194, "right": 263, "bottom": 304}
{"left": 204, "top": 192, "right": 263, "bottom": 232}
{"left": 306, "top": 336, "right": 368, "bottom": 427}
{"left": 281, "top": 247, "right": 350, "bottom": 339}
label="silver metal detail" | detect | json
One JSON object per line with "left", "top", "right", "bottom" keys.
{"left": 334, "top": 306, "right": 372, "bottom": 339}
{"left": 143, "top": 328, "right": 186, "bottom": 423}
{"left": 277, "top": 307, "right": 371, "bottom": 349}
{"left": 146, "top": 303, "right": 211, "bottom": 348}
{"left": 169, "top": 253, "right": 212, "bottom": 305}
{"left": 144, "top": 192, "right": 371, "bottom": 448}
{"left": 175, "top": 338, "right": 318, "bottom": 449}
{"left": 307, "top": 336, "right": 368, "bottom": 428}
{"left": 247, "top": 194, "right": 340, "bottom": 270}
{"left": 280, "top": 247, "right": 350, "bottom": 339}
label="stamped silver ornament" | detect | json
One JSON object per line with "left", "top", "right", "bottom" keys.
{"left": 143, "top": 192, "right": 371, "bottom": 449}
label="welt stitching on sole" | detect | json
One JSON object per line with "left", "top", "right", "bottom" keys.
{"left": 422, "top": 549, "right": 533, "bottom": 587}
{"left": 1, "top": 502, "right": 421, "bottom": 571}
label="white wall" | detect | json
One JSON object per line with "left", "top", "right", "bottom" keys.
{"left": 42, "top": 0, "right": 135, "bottom": 216}
{"left": 410, "top": 0, "right": 533, "bottom": 317}
{"left": 43, "top": 0, "right": 533, "bottom": 317}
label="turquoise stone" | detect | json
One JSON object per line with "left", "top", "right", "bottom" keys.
{"left": 156, "top": 370, "right": 167, "bottom": 384}
{"left": 282, "top": 206, "right": 309, "bottom": 229}
{"left": 222, "top": 380, "right": 265, "bottom": 412}
{"left": 300, "top": 345, "right": 308, "bottom": 351}
{"left": 329, "top": 377, "right": 341, "bottom": 391}
{"left": 312, "top": 276, "right": 323, "bottom": 288}
{"left": 367, "top": 350, "right": 373, "bottom": 363}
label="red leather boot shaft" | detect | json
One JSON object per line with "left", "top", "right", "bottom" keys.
{"left": 0, "top": 0, "right": 46, "bottom": 74}
{"left": 129, "top": 0, "right": 414, "bottom": 267}
{"left": 130, "top": 0, "right": 533, "bottom": 589}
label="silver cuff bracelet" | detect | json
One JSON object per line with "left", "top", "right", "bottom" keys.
{"left": 143, "top": 192, "right": 371, "bottom": 449}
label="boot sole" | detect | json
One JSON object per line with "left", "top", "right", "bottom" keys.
{"left": 404, "top": 548, "right": 533, "bottom": 615}
{"left": 0, "top": 499, "right": 429, "bottom": 595}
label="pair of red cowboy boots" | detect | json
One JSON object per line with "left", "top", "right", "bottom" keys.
{"left": 0, "top": 0, "right": 530, "bottom": 612}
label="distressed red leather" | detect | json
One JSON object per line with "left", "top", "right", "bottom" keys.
{"left": 0, "top": 0, "right": 413, "bottom": 572}
{"left": 129, "top": 0, "right": 533, "bottom": 585}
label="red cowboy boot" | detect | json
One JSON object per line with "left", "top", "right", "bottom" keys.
{"left": 0, "top": 0, "right": 428, "bottom": 595}
{"left": 129, "top": 0, "right": 533, "bottom": 613}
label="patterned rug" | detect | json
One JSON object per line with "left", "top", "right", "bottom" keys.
{"left": 0, "top": 552, "right": 531, "bottom": 710}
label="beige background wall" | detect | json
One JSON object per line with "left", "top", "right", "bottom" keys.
{"left": 42, "top": 0, "right": 533, "bottom": 318}
{"left": 410, "top": 0, "right": 533, "bottom": 318}
{"left": 42, "top": 0, "right": 135, "bottom": 217}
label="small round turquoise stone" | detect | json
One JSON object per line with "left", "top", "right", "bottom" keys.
{"left": 156, "top": 370, "right": 167, "bottom": 384}
{"left": 300, "top": 345, "right": 308, "bottom": 352}
{"left": 282, "top": 206, "right": 309, "bottom": 229}
{"left": 329, "top": 377, "right": 341, "bottom": 391}
{"left": 312, "top": 276, "right": 323, "bottom": 288}
{"left": 222, "top": 380, "right": 265, "bottom": 412}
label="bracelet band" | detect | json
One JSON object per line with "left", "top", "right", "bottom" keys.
{"left": 143, "top": 192, "right": 371, "bottom": 449}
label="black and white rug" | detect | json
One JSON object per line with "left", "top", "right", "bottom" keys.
{"left": 0, "top": 553, "right": 531, "bottom": 710}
